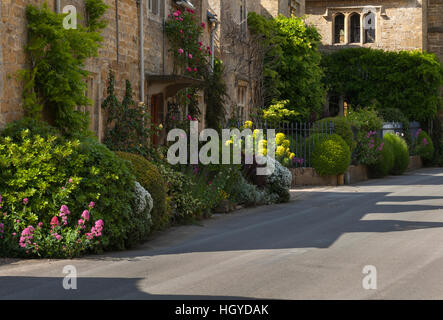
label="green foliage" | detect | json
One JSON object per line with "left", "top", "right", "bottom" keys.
{"left": 415, "top": 130, "right": 435, "bottom": 161}
{"left": 368, "top": 138, "right": 395, "bottom": 178}
{"left": 1, "top": 117, "right": 62, "bottom": 142}
{"left": 346, "top": 106, "right": 383, "bottom": 132}
{"left": 203, "top": 58, "right": 227, "bottom": 129}
{"left": 85, "top": 0, "right": 109, "bottom": 32}
{"left": 22, "top": 3, "right": 107, "bottom": 137}
{"left": 384, "top": 133, "right": 410, "bottom": 175}
{"left": 262, "top": 100, "right": 299, "bottom": 123}
{"left": 353, "top": 131, "right": 384, "bottom": 165}
{"left": 323, "top": 48, "right": 443, "bottom": 121}
{"left": 115, "top": 152, "right": 168, "bottom": 231}
{"left": 248, "top": 13, "right": 326, "bottom": 120}
{"left": 102, "top": 71, "right": 158, "bottom": 157}
{"left": 0, "top": 130, "right": 136, "bottom": 257}
{"left": 74, "top": 139, "right": 137, "bottom": 250}
{"left": 311, "top": 134, "right": 351, "bottom": 176}
{"left": 157, "top": 163, "right": 204, "bottom": 223}
{"left": 316, "top": 117, "right": 354, "bottom": 151}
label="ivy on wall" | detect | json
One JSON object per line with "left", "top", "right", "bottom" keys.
{"left": 20, "top": 1, "right": 108, "bottom": 137}
{"left": 322, "top": 48, "right": 443, "bottom": 121}
{"left": 247, "top": 13, "right": 326, "bottom": 122}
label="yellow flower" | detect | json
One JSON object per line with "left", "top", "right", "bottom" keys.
{"left": 282, "top": 139, "right": 290, "bottom": 148}
{"left": 289, "top": 153, "right": 296, "bottom": 160}
{"left": 275, "top": 133, "right": 286, "bottom": 145}
{"left": 257, "top": 139, "right": 267, "bottom": 155}
{"left": 158, "top": 123, "right": 163, "bottom": 129}
{"left": 253, "top": 129, "right": 262, "bottom": 139}
{"left": 244, "top": 121, "right": 253, "bottom": 129}
{"left": 225, "top": 139, "right": 233, "bottom": 147}
{"left": 276, "top": 145, "right": 286, "bottom": 157}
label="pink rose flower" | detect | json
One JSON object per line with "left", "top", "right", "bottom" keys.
{"left": 178, "top": 48, "right": 184, "bottom": 54}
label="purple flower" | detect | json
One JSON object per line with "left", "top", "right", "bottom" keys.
{"left": 89, "top": 202, "right": 95, "bottom": 209}
{"left": 60, "top": 205, "right": 70, "bottom": 216}
{"left": 23, "top": 198, "right": 28, "bottom": 205}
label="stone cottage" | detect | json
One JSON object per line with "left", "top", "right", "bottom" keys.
{"left": 0, "top": 0, "right": 303, "bottom": 141}
{"left": 304, "top": 0, "right": 443, "bottom": 120}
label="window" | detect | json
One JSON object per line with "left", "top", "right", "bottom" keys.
{"left": 334, "top": 14, "right": 345, "bottom": 44}
{"left": 148, "top": 0, "right": 164, "bottom": 17}
{"left": 364, "top": 12, "right": 376, "bottom": 43}
{"left": 350, "top": 13, "right": 361, "bottom": 43}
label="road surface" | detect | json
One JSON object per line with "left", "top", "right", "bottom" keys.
{"left": 1, "top": 168, "right": 443, "bottom": 299}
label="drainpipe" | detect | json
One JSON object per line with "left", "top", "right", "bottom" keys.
{"left": 210, "top": 21, "right": 219, "bottom": 71}
{"left": 138, "top": 0, "right": 145, "bottom": 103}
{"left": 55, "top": 0, "right": 61, "bottom": 13}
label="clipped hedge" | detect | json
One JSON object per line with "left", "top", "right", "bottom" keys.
{"left": 316, "top": 117, "right": 354, "bottom": 151}
{"left": 115, "top": 152, "right": 168, "bottom": 231}
{"left": 384, "top": 133, "right": 410, "bottom": 175}
{"left": 415, "top": 130, "right": 435, "bottom": 161}
{"left": 368, "top": 138, "right": 395, "bottom": 178}
{"left": 311, "top": 134, "right": 351, "bottom": 176}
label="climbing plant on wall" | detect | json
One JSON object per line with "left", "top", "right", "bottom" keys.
{"left": 20, "top": 2, "right": 108, "bottom": 137}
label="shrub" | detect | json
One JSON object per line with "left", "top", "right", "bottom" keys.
{"left": 311, "top": 134, "right": 351, "bottom": 176}
{"left": 1, "top": 117, "right": 62, "bottom": 142}
{"left": 73, "top": 139, "right": 137, "bottom": 250}
{"left": 157, "top": 163, "right": 204, "bottom": 223}
{"left": 129, "top": 182, "right": 153, "bottom": 246}
{"left": 231, "top": 175, "right": 270, "bottom": 206}
{"left": 347, "top": 106, "right": 383, "bottom": 132}
{"left": 0, "top": 131, "right": 136, "bottom": 257}
{"left": 353, "top": 131, "right": 384, "bottom": 165}
{"left": 415, "top": 130, "right": 435, "bottom": 161}
{"left": 264, "top": 157, "right": 292, "bottom": 203}
{"left": 368, "top": 138, "right": 395, "bottom": 178}
{"left": 115, "top": 152, "right": 168, "bottom": 231}
{"left": 316, "top": 117, "right": 354, "bottom": 151}
{"left": 384, "top": 133, "right": 410, "bottom": 175}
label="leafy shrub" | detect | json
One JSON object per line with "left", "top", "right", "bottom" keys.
{"left": 231, "top": 175, "right": 273, "bottom": 206}
{"left": 384, "top": 133, "right": 410, "bottom": 175}
{"left": 311, "top": 134, "right": 351, "bottom": 176}
{"left": 415, "top": 130, "right": 435, "bottom": 161}
{"left": 262, "top": 100, "right": 299, "bottom": 123}
{"left": 353, "top": 131, "right": 384, "bottom": 165}
{"left": 115, "top": 152, "right": 168, "bottom": 231}
{"left": 157, "top": 163, "right": 204, "bottom": 223}
{"left": 1, "top": 118, "right": 62, "bottom": 142}
{"left": 0, "top": 131, "right": 131, "bottom": 257}
{"left": 347, "top": 106, "right": 383, "bottom": 132}
{"left": 368, "top": 138, "right": 395, "bottom": 178}
{"left": 316, "top": 117, "right": 354, "bottom": 151}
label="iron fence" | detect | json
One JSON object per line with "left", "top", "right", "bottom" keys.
{"left": 223, "top": 120, "right": 335, "bottom": 168}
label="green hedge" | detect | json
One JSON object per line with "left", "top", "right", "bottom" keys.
{"left": 115, "top": 152, "right": 168, "bottom": 231}
{"left": 368, "top": 138, "right": 395, "bottom": 178}
{"left": 316, "top": 117, "right": 354, "bottom": 151}
{"left": 384, "top": 133, "right": 410, "bottom": 175}
{"left": 311, "top": 134, "right": 351, "bottom": 176}
{"left": 323, "top": 48, "right": 443, "bottom": 121}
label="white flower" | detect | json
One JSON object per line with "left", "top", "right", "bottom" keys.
{"left": 134, "top": 181, "right": 153, "bottom": 218}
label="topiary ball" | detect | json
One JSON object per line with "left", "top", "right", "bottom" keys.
{"left": 115, "top": 152, "right": 168, "bottom": 231}
{"left": 368, "top": 138, "right": 395, "bottom": 178}
{"left": 384, "top": 133, "right": 410, "bottom": 175}
{"left": 316, "top": 117, "right": 355, "bottom": 152}
{"left": 311, "top": 134, "right": 351, "bottom": 176}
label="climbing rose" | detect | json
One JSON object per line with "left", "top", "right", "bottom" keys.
{"left": 201, "top": 22, "right": 206, "bottom": 28}
{"left": 187, "top": 115, "right": 192, "bottom": 121}
{"left": 178, "top": 48, "right": 184, "bottom": 54}
{"left": 173, "top": 10, "right": 181, "bottom": 17}
{"left": 188, "top": 53, "right": 193, "bottom": 59}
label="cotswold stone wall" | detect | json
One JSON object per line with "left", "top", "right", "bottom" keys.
{"left": 304, "top": 0, "right": 425, "bottom": 51}
{"left": 0, "top": 0, "right": 141, "bottom": 139}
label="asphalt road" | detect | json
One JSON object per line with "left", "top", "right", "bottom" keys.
{"left": 1, "top": 168, "right": 443, "bottom": 300}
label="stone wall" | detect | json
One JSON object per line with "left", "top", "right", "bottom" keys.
{"left": 305, "top": 0, "right": 425, "bottom": 51}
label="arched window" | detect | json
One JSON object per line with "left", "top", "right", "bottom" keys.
{"left": 350, "top": 13, "right": 361, "bottom": 43}
{"left": 364, "top": 12, "right": 376, "bottom": 43}
{"left": 334, "top": 14, "right": 345, "bottom": 44}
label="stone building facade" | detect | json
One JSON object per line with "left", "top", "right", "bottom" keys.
{"left": 0, "top": 0, "right": 304, "bottom": 139}
{"left": 304, "top": 0, "right": 443, "bottom": 122}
